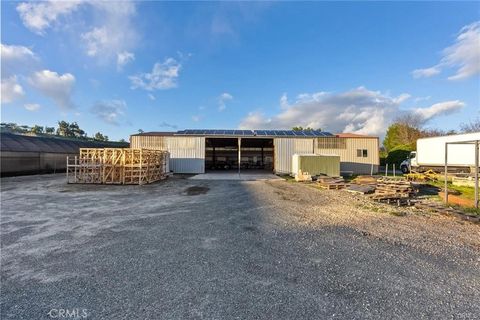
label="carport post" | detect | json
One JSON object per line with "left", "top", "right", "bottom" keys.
{"left": 475, "top": 140, "right": 479, "bottom": 209}
{"left": 238, "top": 138, "right": 241, "bottom": 175}
{"left": 444, "top": 143, "right": 448, "bottom": 205}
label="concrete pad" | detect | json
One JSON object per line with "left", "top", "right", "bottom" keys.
{"left": 189, "top": 172, "right": 284, "bottom": 181}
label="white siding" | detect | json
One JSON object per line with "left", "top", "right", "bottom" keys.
{"left": 129, "top": 135, "right": 205, "bottom": 173}
{"left": 274, "top": 138, "right": 314, "bottom": 174}
{"left": 417, "top": 132, "right": 480, "bottom": 166}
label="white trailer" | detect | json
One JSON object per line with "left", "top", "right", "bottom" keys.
{"left": 400, "top": 132, "right": 480, "bottom": 173}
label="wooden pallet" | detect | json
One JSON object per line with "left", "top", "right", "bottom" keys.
{"left": 318, "top": 182, "right": 350, "bottom": 190}
{"left": 67, "top": 148, "right": 169, "bottom": 185}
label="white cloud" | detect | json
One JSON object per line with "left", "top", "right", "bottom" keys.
{"left": 393, "top": 93, "right": 411, "bottom": 104}
{"left": 412, "top": 21, "right": 480, "bottom": 80}
{"left": 80, "top": 2, "right": 137, "bottom": 63}
{"left": 91, "top": 99, "right": 126, "bottom": 125}
{"left": 148, "top": 93, "right": 156, "bottom": 101}
{"left": 1, "top": 76, "right": 25, "bottom": 103}
{"left": 129, "top": 58, "right": 181, "bottom": 91}
{"left": 239, "top": 87, "right": 464, "bottom": 138}
{"left": 16, "top": 0, "right": 83, "bottom": 35}
{"left": 24, "top": 103, "right": 40, "bottom": 111}
{"left": 412, "top": 66, "right": 441, "bottom": 79}
{"left": 1, "top": 43, "right": 38, "bottom": 77}
{"left": 192, "top": 115, "right": 201, "bottom": 122}
{"left": 17, "top": 1, "right": 138, "bottom": 65}
{"left": 412, "top": 100, "right": 465, "bottom": 122}
{"left": 117, "top": 51, "right": 135, "bottom": 70}
{"left": 29, "top": 70, "right": 75, "bottom": 109}
{"left": 218, "top": 92, "right": 233, "bottom": 111}
{"left": 414, "top": 96, "right": 431, "bottom": 103}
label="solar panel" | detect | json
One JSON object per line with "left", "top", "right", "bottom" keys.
{"left": 255, "top": 130, "right": 267, "bottom": 136}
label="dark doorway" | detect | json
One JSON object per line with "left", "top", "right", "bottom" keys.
{"left": 205, "top": 138, "right": 274, "bottom": 172}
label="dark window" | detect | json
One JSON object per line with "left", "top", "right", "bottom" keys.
{"left": 357, "top": 149, "right": 368, "bottom": 157}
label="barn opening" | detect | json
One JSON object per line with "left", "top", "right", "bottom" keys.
{"left": 205, "top": 138, "right": 274, "bottom": 172}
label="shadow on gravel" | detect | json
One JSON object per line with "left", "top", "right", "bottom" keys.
{"left": 185, "top": 186, "right": 210, "bottom": 195}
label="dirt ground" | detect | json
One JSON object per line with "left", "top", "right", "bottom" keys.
{"left": 1, "top": 174, "right": 479, "bottom": 319}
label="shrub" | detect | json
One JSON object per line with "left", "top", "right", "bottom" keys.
{"left": 386, "top": 144, "right": 414, "bottom": 167}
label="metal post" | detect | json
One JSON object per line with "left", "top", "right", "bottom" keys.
{"left": 74, "top": 156, "right": 78, "bottom": 183}
{"left": 238, "top": 138, "right": 241, "bottom": 175}
{"left": 385, "top": 163, "right": 388, "bottom": 177}
{"left": 393, "top": 164, "right": 396, "bottom": 177}
{"left": 444, "top": 143, "right": 448, "bottom": 205}
{"left": 212, "top": 146, "right": 216, "bottom": 170}
{"left": 370, "top": 163, "right": 374, "bottom": 176}
{"left": 475, "top": 140, "right": 479, "bottom": 209}
{"left": 66, "top": 156, "right": 69, "bottom": 183}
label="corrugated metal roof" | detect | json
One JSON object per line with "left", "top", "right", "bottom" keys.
{"left": 0, "top": 133, "right": 129, "bottom": 153}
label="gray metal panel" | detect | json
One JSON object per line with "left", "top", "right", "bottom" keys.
{"left": 166, "top": 137, "right": 205, "bottom": 173}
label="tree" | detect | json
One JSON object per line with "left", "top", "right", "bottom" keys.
{"left": 56, "top": 121, "right": 71, "bottom": 136}
{"left": 94, "top": 132, "right": 108, "bottom": 141}
{"left": 119, "top": 138, "right": 126, "bottom": 143}
{"left": 460, "top": 117, "right": 480, "bottom": 133}
{"left": 45, "top": 127, "right": 55, "bottom": 134}
{"left": 69, "top": 122, "right": 85, "bottom": 137}
{"left": 292, "top": 126, "right": 320, "bottom": 131}
{"left": 138, "top": 129, "right": 144, "bottom": 133}
{"left": 30, "top": 125, "right": 44, "bottom": 134}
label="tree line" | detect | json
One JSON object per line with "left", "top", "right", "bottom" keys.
{"left": 382, "top": 115, "right": 480, "bottom": 166}
{"left": 0, "top": 121, "right": 125, "bottom": 142}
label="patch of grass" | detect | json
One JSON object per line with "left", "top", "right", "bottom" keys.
{"left": 430, "top": 181, "right": 476, "bottom": 201}
{"left": 389, "top": 211, "right": 407, "bottom": 217}
{"left": 455, "top": 206, "right": 480, "bottom": 216}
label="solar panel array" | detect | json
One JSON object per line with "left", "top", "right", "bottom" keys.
{"left": 175, "top": 129, "right": 333, "bottom": 137}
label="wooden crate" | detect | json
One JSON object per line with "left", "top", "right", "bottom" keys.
{"left": 67, "top": 148, "right": 169, "bottom": 185}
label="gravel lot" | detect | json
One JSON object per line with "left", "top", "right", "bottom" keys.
{"left": 1, "top": 174, "right": 479, "bottom": 319}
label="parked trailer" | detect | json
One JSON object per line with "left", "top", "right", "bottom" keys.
{"left": 401, "top": 132, "right": 480, "bottom": 173}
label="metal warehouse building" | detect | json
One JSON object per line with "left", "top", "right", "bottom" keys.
{"left": 130, "top": 129, "right": 379, "bottom": 175}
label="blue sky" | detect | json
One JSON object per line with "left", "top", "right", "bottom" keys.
{"left": 1, "top": 1, "right": 479, "bottom": 140}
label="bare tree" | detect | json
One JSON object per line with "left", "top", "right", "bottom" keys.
{"left": 460, "top": 117, "right": 480, "bottom": 133}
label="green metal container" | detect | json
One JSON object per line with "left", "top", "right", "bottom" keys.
{"left": 292, "top": 154, "right": 340, "bottom": 177}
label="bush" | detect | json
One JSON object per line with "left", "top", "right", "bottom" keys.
{"left": 386, "top": 144, "right": 414, "bottom": 167}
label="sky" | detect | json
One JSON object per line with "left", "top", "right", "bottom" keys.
{"left": 1, "top": 1, "right": 479, "bottom": 141}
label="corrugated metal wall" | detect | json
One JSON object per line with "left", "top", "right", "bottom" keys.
{"left": 1, "top": 151, "right": 74, "bottom": 176}
{"left": 314, "top": 137, "right": 379, "bottom": 174}
{"left": 274, "top": 138, "right": 314, "bottom": 174}
{"left": 130, "top": 135, "right": 205, "bottom": 173}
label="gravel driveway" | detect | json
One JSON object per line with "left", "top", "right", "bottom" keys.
{"left": 1, "top": 174, "right": 479, "bottom": 319}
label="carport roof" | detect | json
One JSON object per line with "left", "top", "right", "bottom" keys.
{"left": 132, "top": 129, "right": 334, "bottom": 137}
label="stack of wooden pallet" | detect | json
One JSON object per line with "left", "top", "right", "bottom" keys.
{"left": 370, "top": 177, "right": 415, "bottom": 201}
{"left": 317, "top": 176, "right": 349, "bottom": 190}
{"left": 67, "top": 148, "right": 169, "bottom": 185}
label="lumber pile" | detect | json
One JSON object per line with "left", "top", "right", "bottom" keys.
{"left": 351, "top": 175, "right": 379, "bottom": 185}
{"left": 295, "top": 170, "right": 312, "bottom": 182}
{"left": 370, "top": 177, "right": 415, "bottom": 201}
{"left": 317, "top": 176, "right": 349, "bottom": 190}
{"left": 67, "top": 148, "right": 169, "bottom": 185}
{"left": 346, "top": 184, "right": 376, "bottom": 194}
